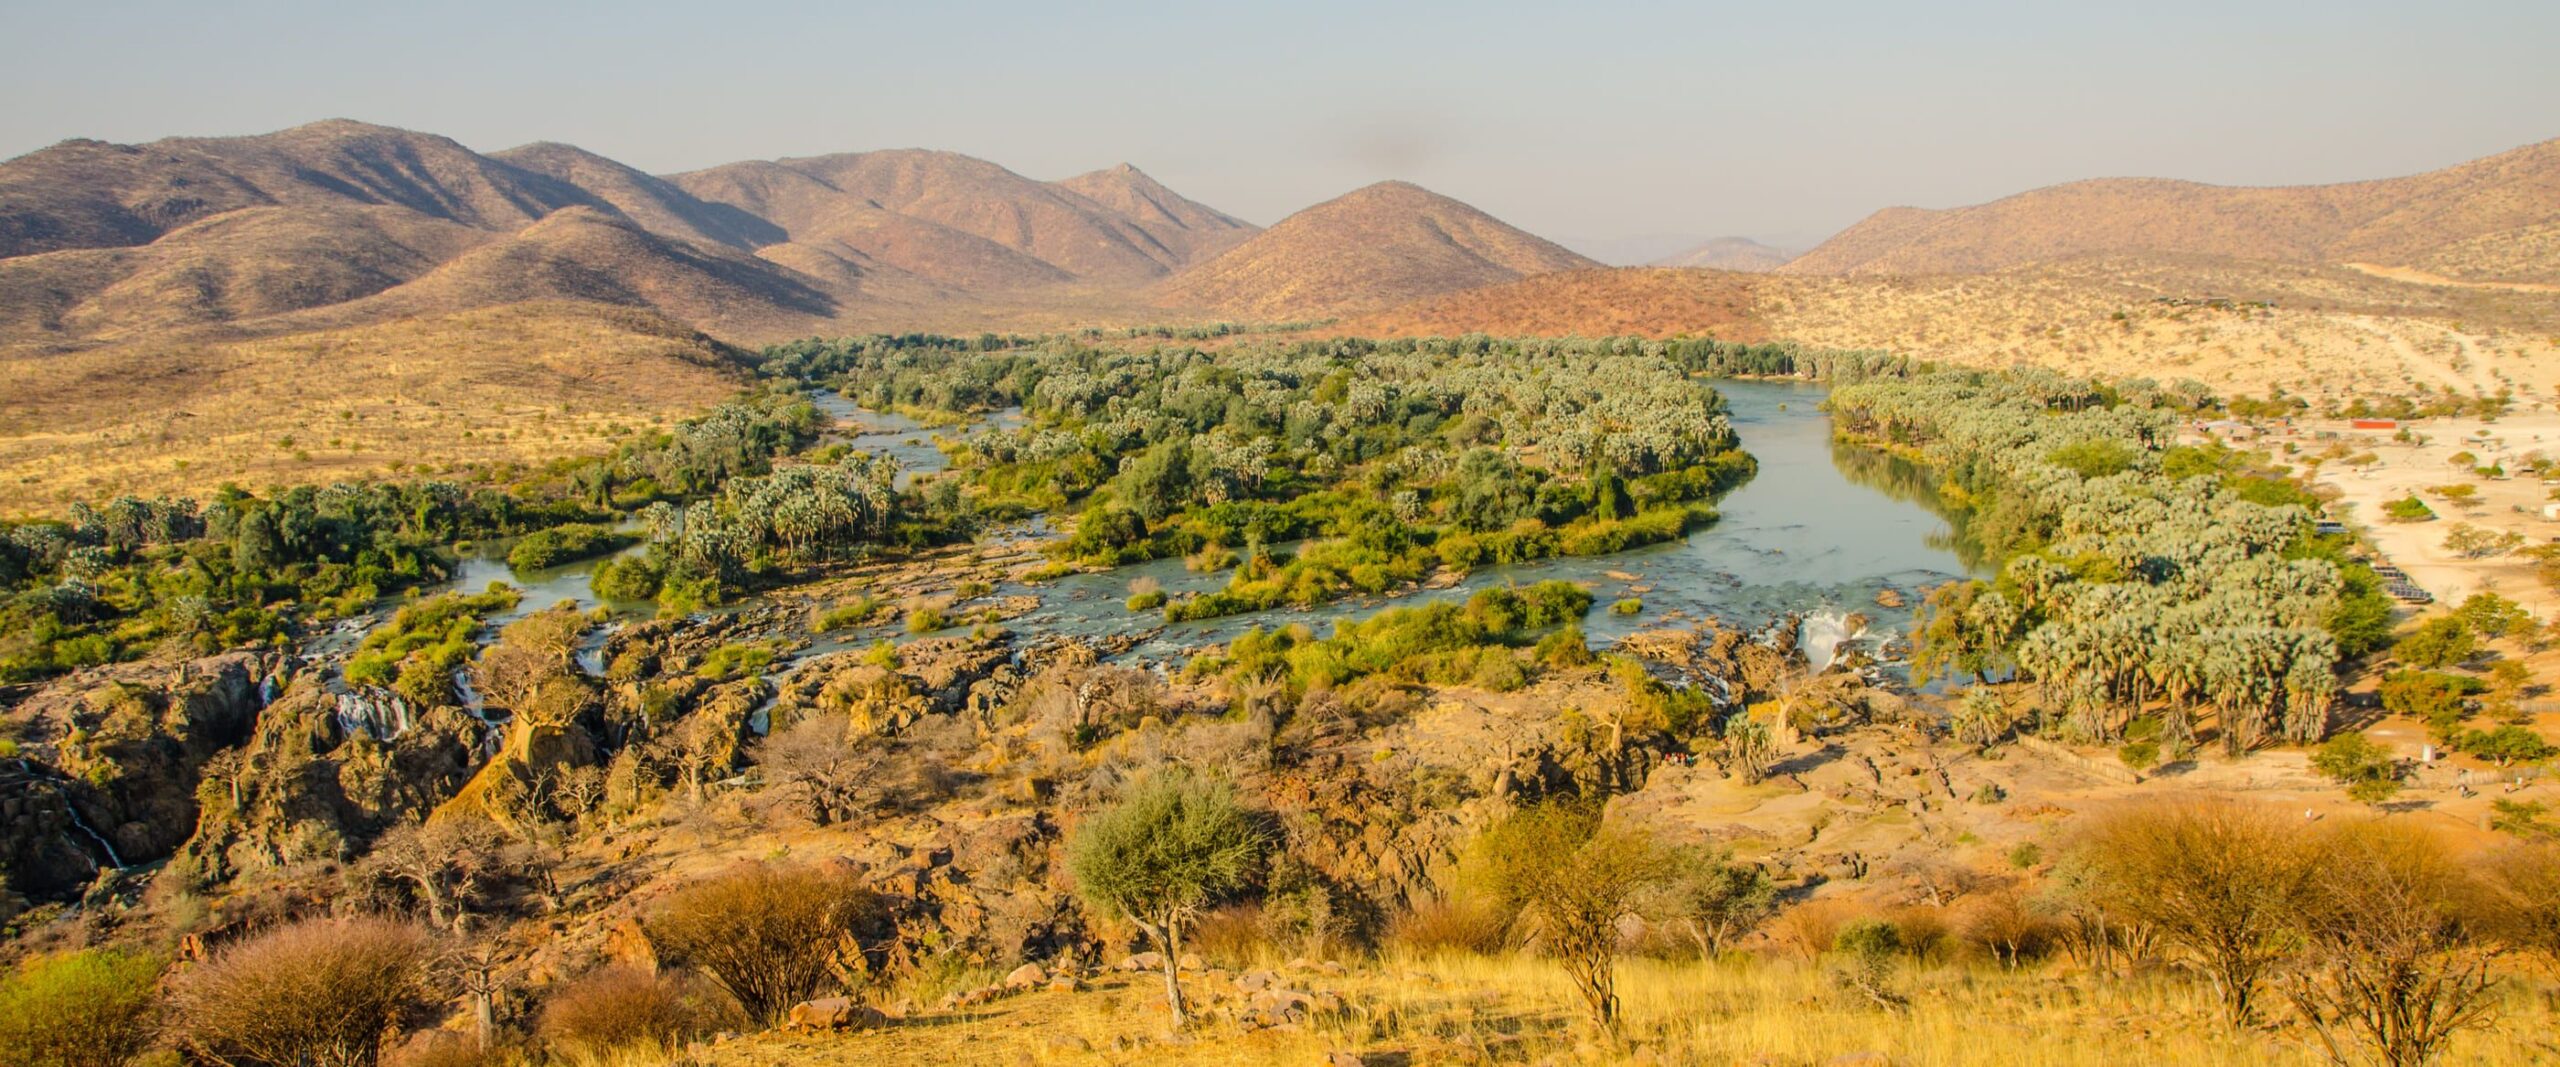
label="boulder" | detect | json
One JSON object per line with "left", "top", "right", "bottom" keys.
{"left": 1236, "top": 969, "right": 1281, "bottom": 992}
{"left": 1119, "top": 951, "right": 1166, "bottom": 972}
{"left": 1003, "top": 962, "right": 1049, "bottom": 990}
{"left": 787, "top": 997, "right": 887, "bottom": 1031}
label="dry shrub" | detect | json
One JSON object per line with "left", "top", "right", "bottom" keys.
{"left": 1388, "top": 896, "right": 1511, "bottom": 956}
{"left": 643, "top": 861, "right": 885, "bottom": 1025}
{"left": 1187, "top": 903, "right": 1273, "bottom": 969}
{"left": 1954, "top": 887, "right": 2062, "bottom": 967}
{"left": 383, "top": 1031, "right": 494, "bottom": 1067}
{"left": 1767, "top": 898, "right": 1864, "bottom": 960}
{"left": 171, "top": 915, "right": 436, "bottom": 1067}
{"left": 538, "top": 965, "right": 729, "bottom": 1054}
{"left": 0, "top": 947, "right": 163, "bottom": 1067}
{"left": 1883, "top": 906, "right": 1952, "bottom": 962}
{"left": 2469, "top": 838, "right": 2560, "bottom": 964}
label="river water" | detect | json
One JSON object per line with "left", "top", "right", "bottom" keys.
{"left": 385, "top": 380, "right": 1982, "bottom": 675}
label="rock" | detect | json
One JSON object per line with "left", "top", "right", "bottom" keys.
{"left": 1048, "top": 1035, "right": 1094, "bottom": 1054}
{"left": 787, "top": 996, "right": 887, "bottom": 1031}
{"left": 1178, "top": 952, "right": 1204, "bottom": 971}
{"left": 1047, "top": 975, "right": 1086, "bottom": 993}
{"left": 1327, "top": 1053, "right": 1366, "bottom": 1067}
{"left": 1873, "top": 588, "right": 1906, "bottom": 609}
{"left": 1237, "top": 969, "right": 1281, "bottom": 992}
{"left": 1119, "top": 951, "right": 1166, "bottom": 972}
{"left": 1003, "top": 962, "right": 1049, "bottom": 989}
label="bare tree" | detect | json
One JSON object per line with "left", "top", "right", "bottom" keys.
{"left": 757, "top": 715, "right": 870, "bottom": 826}
{"left": 2070, "top": 796, "right": 2311, "bottom": 1028}
{"left": 2283, "top": 820, "right": 2503, "bottom": 1067}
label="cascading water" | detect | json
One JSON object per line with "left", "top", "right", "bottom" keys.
{"left": 1798, "top": 608, "right": 1862, "bottom": 673}
{"left": 15, "top": 760, "right": 124, "bottom": 871}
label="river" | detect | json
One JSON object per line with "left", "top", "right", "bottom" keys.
{"left": 383, "top": 379, "right": 1982, "bottom": 677}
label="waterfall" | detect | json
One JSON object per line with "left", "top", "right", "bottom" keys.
{"left": 15, "top": 762, "right": 124, "bottom": 871}
{"left": 1798, "top": 608, "right": 1862, "bottom": 673}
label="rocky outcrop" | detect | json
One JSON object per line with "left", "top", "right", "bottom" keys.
{"left": 0, "top": 652, "right": 273, "bottom": 898}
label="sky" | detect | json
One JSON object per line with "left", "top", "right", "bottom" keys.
{"left": 4, "top": 1, "right": 2555, "bottom": 260}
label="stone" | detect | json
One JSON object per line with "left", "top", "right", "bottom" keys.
{"left": 1003, "top": 962, "right": 1049, "bottom": 990}
{"left": 1327, "top": 1054, "right": 1367, "bottom": 1067}
{"left": 1178, "top": 952, "right": 1204, "bottom": 971}
{"left": 1236, "top": 969, "right": 1281, "bottom": 991}
{"left": 1119, "top": 951, "right": 1166, "bottom": 972}
{"left": 787, "top": 996, "right": 887, "bottom": 1031}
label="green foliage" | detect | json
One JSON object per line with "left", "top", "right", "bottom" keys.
{"left": 507, "top": 522, "right": 635, "bottom": 572}
{"left": 2396, "top": 616, "right": 2478, "bottom": 669}
{"left": 2379, "top": 669, "right": 2487, "bottom": 743}
{"left": 1834, "top": 368, "right": 2349, "bottom": 750}
{"left": 2382, "top": 496, "right": 2435, "bottom": 523}
{"left": 0, "top": 948, "right": 163, "bottom": 1067}
{"left": 2459, "top": 725, "right": 2556, "bottom": 766}
{"left": 695, "top": 642, "right": 775, "bottom": 681}
{"left": 2312, "top": 733, "right": 2403, "bottom": 805}
{"left": 2455, "top": 593, "right": 2534, "bottom": 639}
{"left": 343, "top": 587, "right": 521, "bottom": 706}
{"left": 1204, "top": 581, "right": 1593, "bottom": 693}
{"left": 1610, "top": 597, "right": 1644, "bottom": 616}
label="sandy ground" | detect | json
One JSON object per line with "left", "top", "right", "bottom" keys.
{"left": 2346, "top": 262, "right": 2560, "bottom": 295}
{"left": 2299, "top": 413, "right": 2560, "bottom": 618}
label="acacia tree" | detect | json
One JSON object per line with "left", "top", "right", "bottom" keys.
{"left": 1067, "top": 772, "right": 1265, "bottom": 1031}
{"left": 2283, "top": 820, "right": 2503, "bottom": 1067}
{"left": 1650, "top": 844, "right": 1777, "bottom": 958}
{"left": 2069, "top": 796, "right": 2310, "bottom": 1028}
{"left": 1469, "top": 804, "right": 1672, "bottom": 1028}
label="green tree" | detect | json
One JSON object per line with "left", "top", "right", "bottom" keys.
{"left": 1067, "top": 772, "right": 1266, "bottom": 1030}
{"left": 2395, "top": 617, "right": 2476, "bottom": 670}
{"left": 1467, "top": 804, "right": 1672, "bottom": 1028}
{"left": 2311, "top": 733, "right": 2403, "bottom": 805}
{"left": 1650, "top": 845, "right": 1777, "bottom": 958}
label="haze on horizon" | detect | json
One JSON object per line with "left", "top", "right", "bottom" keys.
{"left": 4, "top": 0, "right": 2554, "bottom": 261}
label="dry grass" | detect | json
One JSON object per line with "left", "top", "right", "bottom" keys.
{"left": 0, "top": 299, "right": 743, "bottom": 514}
{"left": 677, "top": 951, "right": 2560, "bottom": 1066}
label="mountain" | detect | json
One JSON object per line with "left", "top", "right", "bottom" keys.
{"left": 1157, "top": 181, "right": 1600, "bottom": 319}
{"left": 1656, "top": 236, "right": 1796, "bottom": 272}
{"left": 0, "top": 123, "right": 1276, "bottom": 351}
{"left": 1784, "top": 138, "right": 2560, "bottom": 283}
{"left": 493, "top": 141, "right": 783, "bottom": 251}
{"left": 298, "top": 207, "right": 840, "bottom": 340}
{"left": 0, "top": 120, "right": 594, "bottom": 259}
{"left": 667, "top": 150, "right": 1254, "bottom": 287}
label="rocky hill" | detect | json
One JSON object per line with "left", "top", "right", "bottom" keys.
{"left": 1158, "top": 181, "right": 1600, "bottom": 319}
{"left": 1783, "top": 137, "right": 2560, "bottom": 283}
{"left": 1656, "top": 236, "right": 1796, "bottom": 272}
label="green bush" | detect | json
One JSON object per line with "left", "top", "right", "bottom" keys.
{"left": 0, "top": 948, "right": 163, "bottom": 1067}
{"left": 508, "top": 523, "right": 635, "bottom": 572}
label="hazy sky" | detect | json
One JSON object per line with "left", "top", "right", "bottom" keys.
{"left": 5, "top": 1, "right": 2555, "bottom": 258}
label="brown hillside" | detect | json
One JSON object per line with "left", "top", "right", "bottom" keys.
{"left": 669, "top": 150, "right": 1231, "bottom": 285}
{"left": 0, "top": 300, "right": 745, "bottom": 511}
{"left": 1784, "top": 138, "right": 2560, "bottom": 283}
{"left": 0, "top": 119, "right": 595, "bottom": 258}
{"left": 494, "top": 141, "right": 784, "bottom": 250}
{"left": 1656, "top": 236, "right": 1795, "bottom": 272}
{"left": 1158, "top": 181, "right": 1599, "bottom": 319}
{"left": 1336, "top": 267, "right": 1767, "bottom": 340}
{"left": 0, "top": 205, "right": 492, "bottom": 342}
{"left": 299, "top": 207, "right": 840, "bottom": 341}
{"left": 1054, "top": 162, "right": 1259, "bottom": 264}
